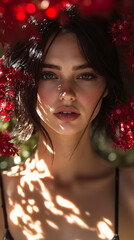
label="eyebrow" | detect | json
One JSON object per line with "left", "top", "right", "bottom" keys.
{"left": 42, "top": 63, "right": 91, "bottom": 71}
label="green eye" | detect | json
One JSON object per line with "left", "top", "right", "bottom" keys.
{"left": 42, "top": 72, "right": 57, "bottom": 80}
{"left": 78, "top": 73, "right": 96, "bottom": 80}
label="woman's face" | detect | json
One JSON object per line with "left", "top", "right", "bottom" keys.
{"left": 37, "top": 31, "right": 107, "bottom": 136}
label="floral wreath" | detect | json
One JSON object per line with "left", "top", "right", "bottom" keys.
{"left": 0, "top": 0, "right": 134, "bottom": 157}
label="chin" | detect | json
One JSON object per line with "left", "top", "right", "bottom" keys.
{"left": 40, "top": 117, "right": 89, "bottom": 136}
{"left": 51, "top": 123, "right": 87, "bottom": 136}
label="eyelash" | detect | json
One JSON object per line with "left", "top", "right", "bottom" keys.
{"left": 41, "top": 72, "right": 58, "bottom": 80}
{"left": 77, "top": 73, "right": 97, "bottom": 80}
{"left": 41, "top": 72, "right": 97, "bottom": 81}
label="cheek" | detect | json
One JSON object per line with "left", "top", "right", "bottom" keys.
{"left": 82, "top": 87, "right": 105, "bottom": 120}
{"left": 81, "top": 86, "right": 101, "bottom": 105}
{"left": 37, "top": 86, "right": 55, "bottom": 109}
{"left": 36, "top": 87, "right": 54, "bottom": 120}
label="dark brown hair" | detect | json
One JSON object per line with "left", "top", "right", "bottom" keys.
{"left": 7, "top": 6, "right": 126, "bottom": 156}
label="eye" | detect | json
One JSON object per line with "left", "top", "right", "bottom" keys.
{"left": 41, "top": 72, "right": 58, "bottom": 80}
{"left": 77, "top": 73, "right": 97, "bottom": 81}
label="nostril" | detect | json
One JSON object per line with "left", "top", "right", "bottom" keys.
{"left": 59, "top": 92, "right": 76, "bottom": 102}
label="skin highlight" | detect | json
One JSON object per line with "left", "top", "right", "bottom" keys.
{"left": 36, "top": 31, "right": 110, "bottom": 183}
{"left": 0, "top": 20, "right": 134, "bottom": 240}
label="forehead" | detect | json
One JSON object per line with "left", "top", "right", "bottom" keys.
{"left": 44, "top": 31, "right": 86, "bottom": 63}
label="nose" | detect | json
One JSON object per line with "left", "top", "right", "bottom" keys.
{"left": 58, "top": 86, "right": 76, "bottom": 103}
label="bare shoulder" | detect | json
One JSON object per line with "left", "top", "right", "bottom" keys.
{"left": 120, "top": 166, "right": 134, "bottom": 214}
{"left": 120, "top": 166, "right": 134, "bottom": 193}
{"left": 120, "top": 166, "right": 134, "bottom": 185}
{"left": 0, "top": 164, "right": 25, "bottom": 239}
{"left": 2, "top": 160, "right": 26, "bottom": 177}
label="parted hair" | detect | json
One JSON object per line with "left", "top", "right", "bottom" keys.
{"left": 7, "top": 6, "right": 126, "bottom": 152}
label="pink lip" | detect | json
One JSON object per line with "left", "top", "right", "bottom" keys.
{"left": 54, "top": 106, "right": 80, "bottom": 114}
{"left": 54, "top": 105, "right": 80, "bottom": 122}
{"left": 54, "top": 112, "right": 80, "bottom": 121}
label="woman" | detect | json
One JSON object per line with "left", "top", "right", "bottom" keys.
{"left": 0, "top": 6, "right": 134, "bottom": 240}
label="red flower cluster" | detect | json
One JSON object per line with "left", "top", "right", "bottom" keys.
{"left": 112, "top": 18, "right": 134, "bottom": 46}
{"left": 111, "top": 0, "right": 134, "bottom": 72}
{"left": 0, "top": 1, "right": 134, "bottom": 155}
{"left": 0, "top": 0, "right": 40, "bottom": 45}
{"left": 0, "top": 0, "right": 115, "bottom": 45}
{"left": 0, "top": 58, "right": 15, "bottom": 121}
{"left": 0, "top": 58, "right": 32, "bottom": 157}
{"left": 107, "top": 95, "right": 134, "bottom": 150}
{"left": 0, "top": 58, "right": 32, "bottom": 121}
{"left": 0, "top": 1, "right": 133, "bottom": 71}
{"left": 0, "top": 131, "right": 18, "bottom": 156}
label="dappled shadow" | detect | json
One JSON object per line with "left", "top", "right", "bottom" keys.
{"left": 4, "top": 154, "right": 114, "bottom": 240}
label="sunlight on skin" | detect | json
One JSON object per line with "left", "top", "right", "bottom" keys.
{"left": 36, "top": 95, "right": 54, "bottom": 124}
{"left": 33, "top": 206, "right": 39, "bottom": 212}
{"left": 5, "top": 155, "right": 114, "bottom": 239}
{"left": 10, "top": 203, "right": 31, "bottom": 225}
{"left": 49, "top": 106, "right": 55, "bottom": 112}
{"left": 27, "top": 198, "right": 39, "bottom": 213}
{"left": 18, "top": 185, "right": 25, "bottom": 197}
{"left": 37, "top": 95, "right": 66, "bottom": 131}
{"left": 85, "top": 211, "right": 90, "bottom": 216}
{"left": 28, "top": 199, "right": 35, "bottom": 205}
{"left": 46, "top": 219, "right": 59, "bottom": 230}
{"left": 27, "top": 205, "right": 33, "bottom": 214}
{"left": 6, "top": 165, "right": 20, "bottom": 176}
{"left": 37, "top": 95, "right": 48, "bottom": 115}
{"left": 35, "top": 159, "right": 54, "bottom": 174}
{"left": 36, "top": 98, "right": 67, "bottom": 142}
{"left": 55, "top": 195, "right": 95, "bottom": 231}
{"left": 37, "top": 95, "right": 54, "bottom": 114}
{"left": 103, "top": 218, "right": 112, "bottom": 226}
{"left": 59, "top": 125, "right": 65, "bottom": 130}
{"left": 8, "top": 197, "right": 13, "bottom": 206}
{"left": 7, "top": 155, "right": 52, "bottom": 239}
{"left": 44, "top": 200, "right": 64, "bottom": 215}
{"left": 20, "top": 153, "right": 53, "bottom": 199}
{"left": 23, "top": 231, "right": 44, "bottom": 240}
{"left": 23, "top": 220, "right": 44, "bottom": 240}
{"left": 64, "top": 214, "right": 92, "bottom": 230}
{"left": 42, "top": 139, "right": 55, "bottom": 154}
{"left": 10, "top": 203, "right": 44, "bottom": 239}
{"left": 97, "top": 218, "right": 114, "bottom": 239}
{"left": 36, "top": 102, "right": 49, "bottom": 122}
{"left": 56, "top": 195, "right": 80, "bottom": 215}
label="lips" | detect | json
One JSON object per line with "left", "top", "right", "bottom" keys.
{"left": 54, "top": 106, "right": 80, "bottom": 114}
{"left": 54, "top": 106, "right": 80, "bottom": 122}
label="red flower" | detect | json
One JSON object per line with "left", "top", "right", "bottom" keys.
{"left": 107, "top": 95, "right": 134, "bottom": 150}
{"left": 0, "top": 58, "right": 33, "bottom": 121}
{"left": 111, "top": 18, "right": 133, "bottom": 46}
{"left": 0, "top": 131, "right": 18, "bottom": 157}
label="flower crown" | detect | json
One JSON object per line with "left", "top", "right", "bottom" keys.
{"left": 0, "top": 0, "right": 134, "bottom": 157}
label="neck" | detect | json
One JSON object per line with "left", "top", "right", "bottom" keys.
{"left": 30, "top": 128, "right": 112, "bottom": 184}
